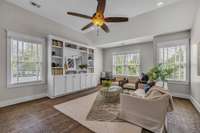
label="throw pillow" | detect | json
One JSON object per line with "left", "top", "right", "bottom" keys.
{"left": 144, "top": 84, "right": 151, "bottom": 93}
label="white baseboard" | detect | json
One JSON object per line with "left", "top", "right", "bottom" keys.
{"left": 190, "top": 96, "right": 200, "bottom": 113}
{"left": 0, "top": 93, "right": 47, "bottom": 108}
{"left": 171, "top": 92, "right": 190, "bottom": 99}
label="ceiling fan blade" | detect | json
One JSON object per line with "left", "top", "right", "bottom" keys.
{"left": 101, "top": 24, "right": 110, "bottom": 33}
{"left": 81, "top": 23, "right": 94, "bottom": 31}
{"left": 96, "top": 0, "right": 106, "bottom": 14}
{"left": 105, "top": 17, "right": 129, "bottom": 22}
{"left": 67, "top": 12, "right": 92, "bottom": 19}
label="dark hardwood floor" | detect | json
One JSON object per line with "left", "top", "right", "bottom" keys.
{"left": 166, "top": 98, "right": 200, "bottom": 133}
{"left": 0, "top": 88, "right": 97, "bottom": 133}
{"left": 0, "top": 88, "right": 199, "bottom": 133}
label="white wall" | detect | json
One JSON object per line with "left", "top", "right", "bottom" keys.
{"left": 94, "top": 48, "right": 103, "bottom": 83}
{"left": 0, "top": 0, "right": 4, "bottom": 6}
{"left": 103, "top": 31, "right": 191, "bottom": 99}
{"left": 103, "top": 42, "right": 154, "bottom": 73}
{"left": 0, "top": 2, "right": 96, "bottom": 106}
{"left": 190, "top": 1, "right": 200, "bottom": 112}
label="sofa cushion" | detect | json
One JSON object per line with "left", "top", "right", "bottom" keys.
{"left": 112, "top": 81, "right": 119, "bottom": 86}
{"left": 127, "top": 76, "right": 138, "bottom": 83}
{"left": 134, "top": 89, "right": 145, "bottom": 97}
{"left": 123, "top": 83, "right": 136, "bottom": 90}
{"left": 115, "top": 76, "right": 125, "bottom": 81}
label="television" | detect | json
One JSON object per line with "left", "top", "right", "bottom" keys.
{"left": 101, "top": 72, "right": 113, "bottom": 79}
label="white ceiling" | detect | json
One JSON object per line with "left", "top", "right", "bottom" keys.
{"left": 86, "top": 0, "right": 198, "bottom": 47}
{"left": 6, "top": 0, "right": 183, "bottom": 33}
{"left": 0, "top": 0, "right": 5, "bottom": 5}
{"left": 5, "top": 0, "right": 198, "bottom": 48}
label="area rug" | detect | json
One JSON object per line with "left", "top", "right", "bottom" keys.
{"left": 86, "top": 92, "right": 122, "bottom": 122}
{"left": 54, "top": 92, "right": 142, "bottom": 133}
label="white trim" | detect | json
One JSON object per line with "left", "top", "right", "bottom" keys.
{"left": 48, "top": 35, "right": 95, "bottom": 49}
{"left": 112, "top": 50, "right": 140, "bottom": 55}
{"left": 7, "top": 81, "right": 45, "bottom": 88}
{"left": 190, "top": 96, "right": 200, "bottom": 113}
{"left": 168, "top": 80, "right": 189, "bottom": 85}
{"left": 7, "top": 30, "right": 45, "bottom": 44}
{"left": 0, "top": 93, "right": 47, "bottom": 108}
{"left": 171, "top": 92, "right": 190, "bottom": 99}
{"left": 156, "top": 38, "right": 189, "bottom": 48}
{"left": 7, "top": 31, "right": 46, "bottom": 88}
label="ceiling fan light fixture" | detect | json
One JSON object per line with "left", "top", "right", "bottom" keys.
{"left": 67, "top": 0, "right": 128, "bottom": 33}
{"left": 92, "top": 18, "right": 104, "bottom": 27}
{"left": 92, "top": 12, "right": 105, "bottom": 27}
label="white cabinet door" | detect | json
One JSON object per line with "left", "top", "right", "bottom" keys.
{"left": 80, "top": 73, "right": 86, "bottom": 90}
{"left": 54, "top": 76, "right": 65, "bottom": 96}
{"left": 73, "top": 74, "right": 81, "bottom": 91}
{"left": 91, "top": 74, "right": 98, "bottom": 87}
{"left": 86, "top": 73, "right": 92, "bottom": 88}
{"left": 66, "top": 74, "right": 74, "bottom": 93}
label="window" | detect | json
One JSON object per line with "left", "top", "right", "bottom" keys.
{"left": 158, "top": 39, "right": 188, "bottom": 81}
{"left": 7, "top": 31, "right": 45, "bottom": 87}
{"left": 113, "top": 52, "right": 140, "bottom": 76}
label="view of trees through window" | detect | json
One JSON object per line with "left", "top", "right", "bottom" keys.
{"left": 159, "top": 45, "right": 186, "bottom": 81}
{"left": 113, "top": 52, "right": 140, "bottom": 76}
{"left": 11, "top": 39, "right": 43, "bottom": 84}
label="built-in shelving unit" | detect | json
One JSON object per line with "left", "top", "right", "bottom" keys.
{"left": 51, "top": 39, "right": 64, "bottom": 75}
{"left": 48, "top": 35, "right": 98, "bottom": 98}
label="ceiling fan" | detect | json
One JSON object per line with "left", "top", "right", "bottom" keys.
{"left": 67, "top": 0, "right": 129, "bottom": 33}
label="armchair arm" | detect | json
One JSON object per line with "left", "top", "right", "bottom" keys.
{"left": 140, "top": 81, "right": 148, "bottom": 84}
{"left": 112, "top": 77, "right": 116, "bottom": 81}
{"left": 119, "top": 79, "right": 128, "bottom": 87}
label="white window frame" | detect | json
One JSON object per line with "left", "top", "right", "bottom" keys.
{"left": 156, "top": 39, "right": 190, "bottom": 83}
{"left": 112, "top": 51, "right": 141, "bottom": 76}
{"left": 7, "top": 31, "right": 46, "bottom": 88}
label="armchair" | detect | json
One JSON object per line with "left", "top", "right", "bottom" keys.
{"left": 123, "top": 76, "right": 138, "bottom": 90}
{"left": 112, "top": 76, "right": 127, "bottom": 87}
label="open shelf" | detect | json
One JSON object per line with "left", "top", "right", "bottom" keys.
{"left": 52, "top": 67, "right": 63, "bottom": 75}
{"left": 52, "top": 67, "right": 63, "bottom": 69}
{"left": 49, "top": 35, "right": 95, "bottom": 76}
{"left": 52, "top": 45, "right": 63, "bottom": 49}
{"left": 52, "top": 56, "right": 63, "bottom": 59}
{"left": 65, "top": 43, "right": 77, "bottom": 49}
{"left": 52, "top": 39, "right": 63, "bottom": 47}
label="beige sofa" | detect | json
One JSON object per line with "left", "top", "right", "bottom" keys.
{"left": 119, "top": 86, "right": 174, "bottom": 133}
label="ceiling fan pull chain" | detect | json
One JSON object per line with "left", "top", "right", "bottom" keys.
{"left": 97, "top": 28, "right": 100, "bottom": 37}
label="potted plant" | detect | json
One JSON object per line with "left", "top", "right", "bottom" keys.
{"left": 148, "top": 64, "right": 176, "bottom": 87}
{"left": 100, "top": 80, "right": 112, "bottom": 96}
{"left": 79, "top": 64, "right": 87, "bottom": 70}
{"left": 102, "top": 80, "right": 112, "bottom": 89}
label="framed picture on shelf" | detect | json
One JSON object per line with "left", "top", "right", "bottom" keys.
{"left": 67, "top": 57, "right": 76, "bottom": 71}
